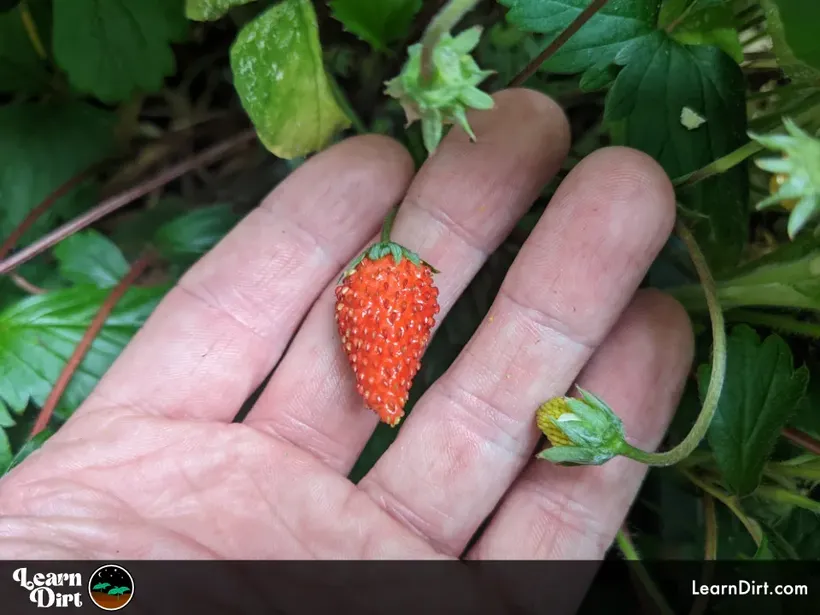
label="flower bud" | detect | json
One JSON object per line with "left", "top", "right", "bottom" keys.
{"left": 535, "top": 387, "right": 628, "bottom": 466}
{"left": 384, "top": 26, "right": 495, "bottom": 154}
{"left": 751, "top": 118, "right": 820, "bottom": 238}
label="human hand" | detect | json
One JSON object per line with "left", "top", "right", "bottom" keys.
{"left": 0, "top": 89, "right": 693, "bottom": 562}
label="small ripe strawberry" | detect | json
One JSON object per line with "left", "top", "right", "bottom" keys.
{"left": 335, "top": 240, "right": 439, "bottom": 427}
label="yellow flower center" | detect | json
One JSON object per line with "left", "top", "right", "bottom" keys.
{"left": 536, "top": 397, "right": 573, "bottom": 447}
{"left": 769, "top": 168, "right": 798, "bottom": 211}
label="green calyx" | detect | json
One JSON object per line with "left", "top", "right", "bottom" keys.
{"left": 536, "top": 387, "right": 629, "bottom": 467}
{"left": 384, "top": 25, "right": 495, "bottom": 155}
{"left": 340, "top": 241, "right": 439, "bottom": 280}
{"left": 750, "top": 118, "right": 820, "bottom": 239}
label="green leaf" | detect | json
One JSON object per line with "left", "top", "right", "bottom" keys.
{"left": 52, "top": 230, "right": 129, "bottom": 288}
{"left": 330, "top": 0, "right": 422, "bottom": 51}
{"left": 3, "top": 427, "right": 53, "bottom": 476}
{"left": 0, "top": 426, "right": 10, "bottom": 473}
{"left": 154, "top": 204, "right": 240, "bottom": 261}
{"left": 499, "top": 0, "right": 660, "bottom": 88}
{"left": 53, "top": 0, "right": 188, "bottom": 103}
{"left": 660, "top": 0, "right": 743, "bottom": 63}
{"left": 763, "top": 0, "right": 820, "bottom": 79}
{"left": 605, "top": 31, "right": 749, "bottom": 271}
{"left": 669, "top": 234, "right": 820, "bottom": 313}
{"left": 0, "top": 103, "right": 115, "bottom": 245}
{"left": 697, "top": 325, "right": 809, "bottom": 497}
{"left": 230, "top": 0, "right": 352, "bottom": 159}
{"left": 0, "top": 285, "right": 166, "bottom": 422}
{"left": 476, "top": 22, "right": 545, "bottom": 88}
{"left": 0, "top": 5, "right": 49, "bottom": 93}
{"left": 780, "top": 508, "right": 820, "bottom": 559}
{"left": 186, "top": 0, "right": 256, "bottom": 21}
{"left": 790, "top": 359, "right": 820, "bottom": 439}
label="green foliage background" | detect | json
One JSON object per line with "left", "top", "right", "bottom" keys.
{"left": 1, "top": 0, "right": 820, "bottom": 583}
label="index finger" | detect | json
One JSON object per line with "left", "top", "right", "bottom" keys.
{"left": 74, "top": 135, "right": 414, "bottom": 423}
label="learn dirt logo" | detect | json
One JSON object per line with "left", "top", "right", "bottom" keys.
{"left": 87, "top": 565, "right": 134, "bottom": 611}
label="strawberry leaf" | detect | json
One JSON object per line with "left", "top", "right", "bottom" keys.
{"left": 605, "top": 31, "right": 748, "bottom": 272}
{"left": 499, "top": 0, "right": 660, "bottom": 89}
{"left": 186, "top": 0, "right": 257, "bottom": 21}
{"left": 0, "top": 103, "right": 115, "bottom": 245}
{"left": 3, "top": 427, "right": 53, "bottom": 476}
{"left": 659, "top": 0, "right": 743, "bottom": 63}
{"left": 330, "top": 0, "right": 422, "bottom": 52}
{"left": 762, "top": 0, "right": 820, "bottom": 80}
{"left": 153, "top": 204, "right": 239, "bottom": 263}
{"left": 0, "top": 426, "right": 10, "bottom": 473}
{"left": 0, "top": 285, "right": 166, "bottom": 422}
{"left": 230, "top": 0, "right": 351, "bottom": 159}
{"left": 52, "top": 231, "right": 129, "bottom": 289}
{"left": 697, "top": 325, "right": 809, "bottom": 497}
{"left": 53, "top": 0, "right": 188, "bottom": 103}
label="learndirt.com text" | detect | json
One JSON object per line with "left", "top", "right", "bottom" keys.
{"left": 692, "top": 580, "right": 809, "bottom": 596}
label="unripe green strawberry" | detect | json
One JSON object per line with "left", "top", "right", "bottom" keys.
{"left": 335, "top": 242, "right": 439, "bottom": 427}
{"left": 385, "top": 25, "right": 495, "bottom": 154}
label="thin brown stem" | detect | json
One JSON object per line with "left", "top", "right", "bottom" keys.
{"left": 782, "top": 427, "right": 820, "bottom": 456}
{"left": 9, "top": 272, "right": 46, "bottom": 294}
{"left": 0, "top": 164, "right": 101, "bottom": 262}
{"left": 509, "top": 0, "right": 610, "bottom": 88}
{"left": 688, "top": 495, "right": 717, "bottom": 615}
{"left": 28, "top": 253, "right": 155, "bottom": 439}
{"left": 0, "top": 130, "right": 256, "bottom": 276}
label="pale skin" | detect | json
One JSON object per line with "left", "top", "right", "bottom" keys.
{"left": 0, "top": 90, "right": 694, "bottom": 572}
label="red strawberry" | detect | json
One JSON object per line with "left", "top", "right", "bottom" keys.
{"left": 335, "top": 240, "right": 439, "bottom": 427}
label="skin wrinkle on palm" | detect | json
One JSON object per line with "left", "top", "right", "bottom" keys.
{"left": 0, "top": 90, "right": 692, "bottom": 567}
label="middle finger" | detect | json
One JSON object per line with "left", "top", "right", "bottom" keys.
{"left": 357, "top": 146, "right": 677, "bottom": 555}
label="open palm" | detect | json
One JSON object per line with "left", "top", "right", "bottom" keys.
{"left": 0, "top": 90, "right": 692, "bottom": 566}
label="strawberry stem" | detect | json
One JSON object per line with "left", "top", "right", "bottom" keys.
{"left": 380, "top": 204, "right": 400, "bottom": 243}
{"left": 420, "top": 0, "right": 482, "bottom": 84}
{"left": 617, "top": 219, "right": 727, "bottom": 467}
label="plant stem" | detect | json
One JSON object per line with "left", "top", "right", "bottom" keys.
{"left": 28, "top": 252, "right": 155, "bottom": 439}
{"left": 0, "top": 164, "right": 101, "bottom": 262}
{"left": 618, "top": 221, "right": 726, "bottom": 467}
{"left": 665, "top": 0, "right": 701, "bottom": 34}
{"left": 380, "top": 205, "right": 400, "bottom": 243}
{"left": 749, "top": 91, "right": 820, "bottom": 133}
{"left": 756, "top": 486, "right": 820, "bottom": 514}
{"left": 772, "top": 458, "right": 820, "bottom": 481}
{"left": 688, "top": 495, "right": 717, "bottom": 615}
{"left": 681, "top": 469, "right": 763, "bottom": 547}
{"left": 0, "top": 130, "right": 255, "bottom": 276}
{"left": 762, "top": 467, "right": 798, "bottom": 491}
{"left": 616, "top": 529, "right": 676, "bottom": 615}
{"left": 782, "top": 427, "right": 820, "bottom": 456}
{"left": 747, "top": 81, "right": 820, "bottom": 102}
{"left": 703, "top": 495, "right": 718, "bottom": 560}
{"left": 420, "top": 0, "right": 482, "bottom": 84}
{"left": 673, "top": 140, "right": 762, "bottom": 187}
{"left": 509, "top": 0, "right": 610, "bottom": 88}
{"left": 9, "top": 272, "right": 45, "bottom": 295}
{"left": 726, "top": 309, "right": 820, "bottom": 339}
{"left": 20, "top": 2, "right": 47, "bottom": 60}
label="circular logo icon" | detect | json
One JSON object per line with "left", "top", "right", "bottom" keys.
{"left": 87, "top": 564, "right": 134, "bottom": 611}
